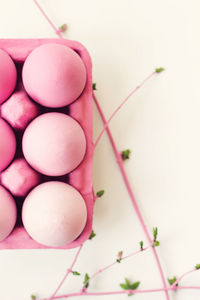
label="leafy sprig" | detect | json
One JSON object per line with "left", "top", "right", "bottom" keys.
{"left": 93, "top": 83, "right": 97, "bottom": 90}
{"left": 120, "top": 278, "right": 140, "bottom": 296}
{"left": 168, "top": 276, "right": 178, "bottom": 286}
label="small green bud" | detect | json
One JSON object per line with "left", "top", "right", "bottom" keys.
{"left": 155, "top": 67, "right": 164, "bottom": 73}
{"left": 72, "top": 271, "right": 81, "bottom": 276}
{"left": 89, "top": 230, "right": 96, "bottom": 240}
{"left": 195, "top": 264, "right": 200, "bottom": 270}
{"left": 121, "top": 149, "right": 131, "bottom": 160}
{"left": 96, "top": 190, "right": 104, "bottom": 197}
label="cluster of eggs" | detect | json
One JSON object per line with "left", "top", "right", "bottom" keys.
{"left": 0, "top": 43, "right": 88, "bottom": 247}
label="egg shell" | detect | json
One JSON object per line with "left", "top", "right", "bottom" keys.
{"left": 0, "top": 49, "right": 17, "bottom": 104}
{"left": 22, "top": 181, "right": 87, "bottom": 247}
{"left": 22, "top": 112, "right": 86, "bottom": 176}
{"left": 22, "top": 43, "right": 86, "bottom": 108}
{"left": 0, "top": 119, "right": 16, "bottom": 172}
{"left": 1, "top": 91, "right": 39, "bottom": 130}
{"left": 0, "top": 186, "right": 17, "bottom": 242}
{"left": 1, "top": 158, "right": 40, "bottom": 197}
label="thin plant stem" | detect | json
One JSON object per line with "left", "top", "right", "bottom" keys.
{"left": 94, "top": 71, "right": 156, "bottom": 147}
{"left": 171, "top": 268, "right": 197, "bottom": 289}
{"left": 90, "top": 246, "right": 150, "bottom": 282}
{"left": 48, "top": 245, "right": 83, "bottom": 300}
{"left": 33, "top": 0, "right": 63, "bottom": 38}
{"left": 41, "top": 285, "right": 200, "bottom": 300}
{"left": 93, "top": 91, "right": 169, "bottom": 300}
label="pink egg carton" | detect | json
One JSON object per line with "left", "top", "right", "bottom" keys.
{"left": 0, "top": 39, "right": 94, "bottom": 249}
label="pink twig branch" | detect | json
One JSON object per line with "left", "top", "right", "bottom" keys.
{"left": 93, "top": 91, "right": 169, "bottom": 300}
{"left": 90, "top": 246, "right": 150, "bottom": 282}
{"left": 48, "top": 245, "right": 83, "bottom": 300}
{"left": 94, "top": 71, "right": 156, "bottom": 147}
{"left": 41, "top": 285, "right": 200, "bottom": 300}
{"left": 42, "top": 288, "right": 167, "bottom": 299}
{"left": 33, "top": 0, "right": 63, "bottom": 38}
{"left": 171, "top": 268, "right": 198, "bottom": 289}
{"left": 178, "top": 286, "right": 200, "bottom": 290}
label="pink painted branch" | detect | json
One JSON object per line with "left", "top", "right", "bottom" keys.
{"left": 94, "top": 71, "right": 156, "bottom": 147}
{"left": 177, "top": 286, "right": 200, "bottom": 290}
{"left": 33, "top": 0, "right": 63, "bottom": 38}
{"left": 90, "top": 246, "right": 150, "bottom": 282}
{"left": 48, "top": 245, "right": 83, "bottom": 300}
{"left": 171, "top": 268, "right": 198, "bottom": 289}
{"left": 42, "top": 285, "right": 200, "bottom": 300}
{"left": 43, "top": 288, "right": 166, "bottom": 299}
{"left": 93, "top": 92, "right": 169, "bottom": 300}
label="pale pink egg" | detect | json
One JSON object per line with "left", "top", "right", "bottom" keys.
{"left": 0, "top": 186, "right": 17, "bottom": 242}
{"left": 22, "top": 181, "right": 87, "bottom": 247}
{"left": 0, "top": 49, "right": 17, "bottom": 104}
{"left": 22, "top": 43, "right": 86, "bottom": 108}
{"left": 22, "top": 112, "right": 86, "bottom": 176}
{"left": 0, "top": 119, "right": 16, "bottom": 172}
{"left": 1, "top": 91, "right": 39, "bottom": 130}
{"left": 1, "top": 159, "right": 40, "bottom": 197}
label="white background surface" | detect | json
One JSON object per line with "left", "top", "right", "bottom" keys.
{"left": 0, "top": 0, "right": 200, "bottom": 299}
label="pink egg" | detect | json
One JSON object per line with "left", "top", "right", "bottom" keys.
{"left": 22, "top": 43, "right": 86, "bottom": 108}
{"left": 0, "top": 119, "right": 16, "bottom": 172}
{"left": 0, "top": 49, "right": 17, "bottom": 104}
{"left": 0, "top": 186, "right": 17, "bottom": 241}
{"left": 22, "top": 112, "right": 86, "bottom": 176}
{"left": 22, "top": 181, "right": 87, "bottom": 247}
{"left": 1, "top": 159, "right": 40, "bottom": 197}
{"left": 1, "top": 91, "right": 39, "bottom": 130}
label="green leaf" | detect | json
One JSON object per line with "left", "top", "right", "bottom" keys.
{"left": 139, "top": 241, "right": 143, "bottom": 250}
{"left": 120, "top": 283, "right": 128, "bottom": 289}
{"left": 83, "top": 273, "right": 90, "bottom": 288}
{"left": 93, "top": 83, "right": 97, "bottom": 90}
{"left": 72, "top": 271, "right": 80, "bottom": 276}
{"left": 96, "top": 190, "right": 104, "bottom": 197}
{"left": 153, "top": 241, "right": 160, "bottom": 247}
{"left": 89, "top": 230, "right": 96, "bottom": 240}
{"left": 168, "top": 276, "right": 177, "bottom": 286}
{"left": 153, "top": 227, "right": 158, "bottom": 241}
{"left": 116, "top": 259, "right": 121, "bottom": 263}
{"left": 155, "top": 67, "right": 164, "bottom": 73}
{"left": 125, "top": 278, "right": 131, "bottom": 288}
{"left": 31, "top": 296, "right": 36, "bottom": 300}
{"left": 131, "top": 281, "right": 140, "bottom": 290}
{"left": 121, "top": 149, "right": 131, "bottom": 160}
{"left": 195, "top": 264, "right": 200, "bottom": 270}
